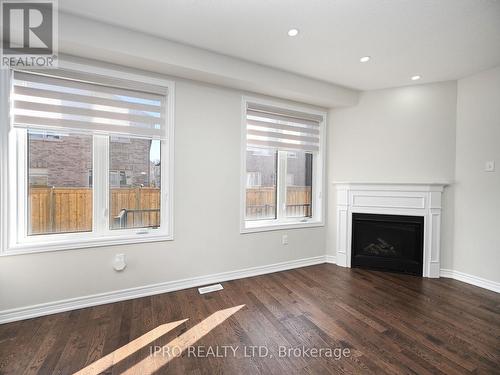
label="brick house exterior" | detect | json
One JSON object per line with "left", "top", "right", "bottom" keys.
{"left": 109, "top": 137, "right": 154, "bottom": 187}
{"left": 246, "top": 149, "right": 312, "bottom": 188}
{"left": 28, "top": 134, "right": 158, "bottom": 188}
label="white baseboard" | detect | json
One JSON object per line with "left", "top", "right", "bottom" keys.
{"left": 440, "top": 269, "right": 500, "bottom": 293}
{"left": 325, "top": 255, "right": 336, "bottom": 264}
{"left": 0, "top": 255, "right": 327, "bottom": 324}
{"left": 3, "top": 257, "right": 497, "bottom": 324}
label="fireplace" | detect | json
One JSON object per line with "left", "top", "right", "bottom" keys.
{"left": 351, "top": 213, "right": 424, "bottom": 276}
{"left": 334, "top": 182, "right": 446, "bottom": 278}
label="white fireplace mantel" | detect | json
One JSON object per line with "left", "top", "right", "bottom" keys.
{"left": 333, "top": 182, "right": 449, "bottom": 278}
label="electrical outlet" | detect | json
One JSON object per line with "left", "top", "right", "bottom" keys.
{"left": 282, "top": 234, "right": 289, "bottom": 245}
{"left": 485, "top": 160, "right": 495, "bottom": 172}
{"left": 113, "top": 253, "right": 127, "bottom": 271}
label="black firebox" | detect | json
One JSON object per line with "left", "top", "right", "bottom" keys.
{"left": 351, "top": 213, "right": 424, "bottom": 276}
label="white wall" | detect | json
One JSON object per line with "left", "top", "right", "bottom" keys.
{"left": 0, "top": 71, "right": 326, "bottom": 312}
{"left": 326, "top": 82, "right": 458, "bottom": 270}
{"left": 454, "top": 66, "right": 500, "bottom": 282}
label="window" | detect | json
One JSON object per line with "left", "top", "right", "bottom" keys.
{"left": 241, "top": 98, "right": 325, "bottom": 232}
{"left": 28, "top": 131, "right": 93, "bottom": 235}
{"left": 109, "top": 137, "right": 161, "bottom": 230}
{"left": 109, "top": 171, "right": 122, "bottom": 188}
{"left": 246, "top": 150, "right": 276, "bottom": 220}
{"left": 0, "top": 62, "right": 174, "bottom": 254}
{"left": 29, "top": 132, "right": 62, "bottom": 141}
{"left": 29, "top": 168, "right": 48, "bottom": 187}
{"left": 285, "top": 151, "right": 313, "bottom": 218}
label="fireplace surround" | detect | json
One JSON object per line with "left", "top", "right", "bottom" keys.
{"left": 333, "top": 182, "right": 447, "bottom": 278}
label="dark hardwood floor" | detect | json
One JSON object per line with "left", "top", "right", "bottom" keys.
{"left": 1, "top": 264, "right": 499, "bottom": 374}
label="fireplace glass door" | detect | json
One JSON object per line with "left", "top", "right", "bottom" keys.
{"left": 351, "top": 213, "right": 424, "bottom": 276}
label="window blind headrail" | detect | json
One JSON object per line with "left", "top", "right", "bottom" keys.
{"left": 247, "top": 103, "right": 324, "bottom": 124}
{"left": 13, "top": 71, "right": 164, "bottom": 102}
{"left": 12, "top": 70, "right": 167, "bottom": 139}
{"left": 246, "top": 103, "right": 323, "bottom": 152}
{"left": 247, "top": 109, "right": 321, "bottom": 127}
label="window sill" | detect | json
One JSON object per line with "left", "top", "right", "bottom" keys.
{"left": 1, "top": 233, "right": 173, "bottom": 256}
{"left": 240, "top": 220, "right": 324, "bottom": 234}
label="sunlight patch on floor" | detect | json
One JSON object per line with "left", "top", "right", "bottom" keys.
{"left": 122, "top": 304, "right": 245, "bottom": 374}
{"left": 74, "top": 318, "right": 188, "bottom": 375}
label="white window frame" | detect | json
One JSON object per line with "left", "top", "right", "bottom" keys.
{"left": 0, "top": 59, "right": 175, "bottom": 255}
{"left": 240, "top": 96, "right": 326, "bottom": 233}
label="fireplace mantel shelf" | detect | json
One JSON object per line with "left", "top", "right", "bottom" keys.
{"left": 332, "top": 181, "right": 451, "bottom": 192}
{"left": 333, "top": 182, "right": 446, "bottom": 278}
{"left": 332, "top": 181, "right": 451, "bottom": 185}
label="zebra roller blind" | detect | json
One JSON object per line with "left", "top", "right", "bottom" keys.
{"left": 246, "top": 102, "right": 323, "bottom": 152}
{"left": 12, "top": 70, "right": 167, "bottom": 139}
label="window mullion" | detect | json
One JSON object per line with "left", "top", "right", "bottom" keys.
{"left": 93, "top": 135, "right": 109, "bottom": 235}
{"left": 312, "top": 151, "right": 319, "bottom": 221}
{"left": 277, "top": 150, "right": 287, "bottom": 220}
{"left": 17, "top": 129, "right": 28, "bottom": 242}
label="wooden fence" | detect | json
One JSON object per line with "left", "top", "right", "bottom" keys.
{"left": 246, "top": 186, "right": 312, "bottom": 219}
{"left": 29, "top": 187, "right": 161, "bottom": 235}
{"left": 29, "top": 186, "right": 312, "bottom": 234}
{"left": 110, "top": 188, "right": 160, "bottom": 230}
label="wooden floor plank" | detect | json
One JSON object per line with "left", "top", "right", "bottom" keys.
{"left": 0, "top": 264, "right": 499, "bottom": 375}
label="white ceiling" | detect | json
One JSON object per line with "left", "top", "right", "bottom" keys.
{"left": 59, "top": 0, "right": 500, "bottom": 91}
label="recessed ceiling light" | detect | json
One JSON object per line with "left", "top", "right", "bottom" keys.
{"left": 359, "top": 56, "right": 371, "bottom": 63}
{"left": 287, "top": 28, "right": 299, "bottom": 37}
{"left": 411, "top": 75, "right": 421, "bottom": 81}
